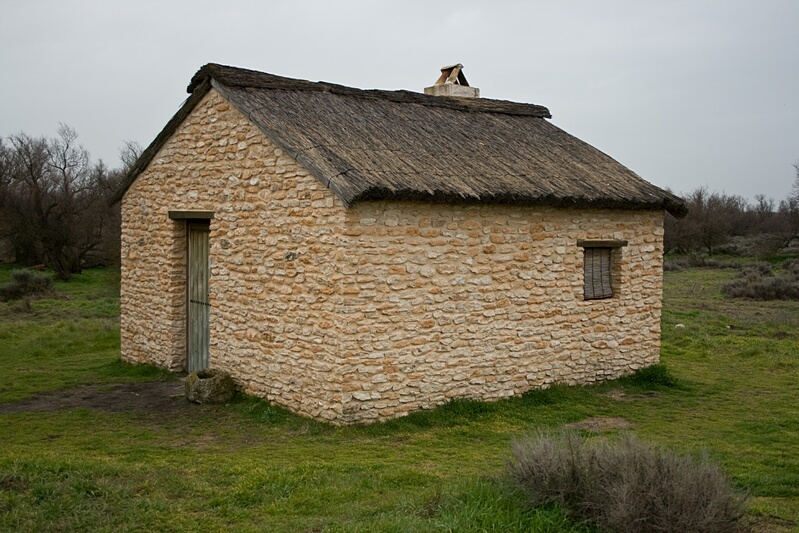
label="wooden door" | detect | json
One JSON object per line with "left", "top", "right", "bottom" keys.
{"left": 187, "top": 221, "right": 210, "bottom": 372}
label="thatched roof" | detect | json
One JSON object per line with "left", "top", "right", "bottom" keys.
{"left": 113, "top": 63, "right": 687, "bottom": 217}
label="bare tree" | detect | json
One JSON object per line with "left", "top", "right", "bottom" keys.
{"left": 664, "top": 162, "right": 799, "bottom": 256}
{"left": 753, "top": 194, "right": 775, "bottom": 223}
{"left": 0, "top": 126, "right": 124, "bottom": 279}
{"left": 87, "top": 141, "right": 142, "bottom": 267}
{"left": 686, "top": 188, "right": 740, "bottom": 254}
{"left": 119, "top": 140, "right": 143, "bottom": 172}
{"left": 665, "top": 187, "right": 753, "bottom": 255}
{"left": 775, "top": 162, "right": 799, "bottom": 248}
{"left": 0, "top": 132, "right": 52, "bottom": 265}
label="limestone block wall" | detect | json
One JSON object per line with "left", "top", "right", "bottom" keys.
{"left": 121, "top": 87, "right": 665, "bottom": 424}
{"left": 331, "top": 204, "right": 663, "bottom": 422}
{"left": 121, "top": 202, "right": 187, "bottom": 370}
{"left": 121, "top": 89, "right": 348, "bottom": 420}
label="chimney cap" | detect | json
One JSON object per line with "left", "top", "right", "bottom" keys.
{"left": 434, "top": 63, "right": 470, "bottom": 87}
{"left": 425, "top": 63, "right": 480, "bottom": 98}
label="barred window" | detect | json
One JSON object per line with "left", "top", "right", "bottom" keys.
{"left": 577, "top": 240, "right": 627, "bottom": 301}
{"left": 583, "top": 247, "right": 613, "bottom": 299}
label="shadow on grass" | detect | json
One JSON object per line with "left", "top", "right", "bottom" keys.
{"left": 103, "top": 360, "right": 176, "bottom": 382}
{"left": 614, "top": 363, "right": 687, "bottom": 392}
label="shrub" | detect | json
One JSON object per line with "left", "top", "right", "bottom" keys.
{"left": 0, "top": 269, "right": 55, "bottom": 301}
{"left": 785, "top": 258, "right": 799, "bottom": 276}
{"left": 622, "top": 363, "right": 681, "bottom": 390}
{"left": 509, "top": 431, "right": 747, "bottom": 533}
{"left": 663, "top": 255, "right": 739, "bottom": 272}
{"left": 723, "top": 259, "right": 799, "bottom": 300}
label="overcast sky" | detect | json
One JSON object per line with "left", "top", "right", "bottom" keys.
{"left": 2, "top": 0, "right": 798, "bottom": 202}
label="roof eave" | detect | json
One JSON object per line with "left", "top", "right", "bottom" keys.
{"left": 349, "top": 188, "right": 688, "bottom": 216}
{"left": 663, "top": 196, "right": 689, "bottom": 218}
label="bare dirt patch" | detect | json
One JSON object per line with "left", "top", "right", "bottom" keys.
{"left": 565, "top": 417, "right": 632, "bottom": 432}
{"left": 0, "top": 380, "right": 192, "bottom": 415}
{"left": 603, "top": 389, "right": 659, "bottom": 402}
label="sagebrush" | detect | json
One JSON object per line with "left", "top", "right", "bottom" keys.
{"left": 0, "top": 269, "right": 54, "bottom": 301}
{"left": 663, "top": 254, "right": 739, "bottom": 272}
{"left": 509, "top": 431, "right": 747, "bottom": 533}
{"left": 723, "top": 259, "right": 799, "bottom": 300}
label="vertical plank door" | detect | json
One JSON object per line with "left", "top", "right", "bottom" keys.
{"left": 187, "top": 222, "right": 210, "bottom": 371}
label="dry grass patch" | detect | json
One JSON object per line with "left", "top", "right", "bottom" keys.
{"left": 565, "top": 417, "right": 632, "bottom": 432}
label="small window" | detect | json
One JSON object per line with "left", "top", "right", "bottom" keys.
{"left": 577, "top": 239, "right": 627, "bottom": 301}
{"left": 583, "top": 247, "right": 613, "bottom": 299}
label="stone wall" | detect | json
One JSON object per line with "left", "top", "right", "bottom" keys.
{"left": 334, "top": 204, "right": 663, "bottom": 422}
{"left": 121, "top": 88, "right": 665, "bottom": 424}
{"left": 120, "top": 208, "right": 187, "bottom": 370}
{"left": 121, "top": 89, "right": 348, "bottom": 420}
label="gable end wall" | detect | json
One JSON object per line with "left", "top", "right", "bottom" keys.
{"left": 121, "top": 89, "right": 348, "bottom": 421}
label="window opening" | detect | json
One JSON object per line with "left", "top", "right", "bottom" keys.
{"left": 578, "top": 239, "right": 626, "bottom": 301}
{"left": 584, "top": 247, "right": 613, "bottom": 300}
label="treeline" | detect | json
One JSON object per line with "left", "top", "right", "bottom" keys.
{"left": 665, "top": 166, "right": 799, "bottom": 256}
{"left": 1, "top": 126, "right": 798, "bottom": 280}
{"left": 0, "top": 126, "right": 140, "bottom": 279}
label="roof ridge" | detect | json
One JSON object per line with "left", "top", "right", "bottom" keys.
{"left": 188, "top": 63, "right": 552, "bottom": 119}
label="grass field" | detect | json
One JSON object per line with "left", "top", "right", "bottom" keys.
{"left": 0, "top": 261, "right": 797, "bottom": 532}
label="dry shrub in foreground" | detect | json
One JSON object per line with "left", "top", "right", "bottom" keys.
{"left": 509, "top": 431, "right": 748, "bottom": 533}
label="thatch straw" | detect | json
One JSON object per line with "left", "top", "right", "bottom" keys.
{"left": 113, "top": 63, "right": 687, "bottom": 218}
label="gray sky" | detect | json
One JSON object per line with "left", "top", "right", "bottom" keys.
{"left": 2, "top": 0, "right": 798, "bottom": 202}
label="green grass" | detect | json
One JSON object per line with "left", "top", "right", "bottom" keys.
{"left": 657, "top": 265, "right": 799, "bottom": 524}
{"left": 0, "top": 266, "right": 170, "bottom": 402}
{"left": 1, "top": 262, "right": 798, "bottom": 531}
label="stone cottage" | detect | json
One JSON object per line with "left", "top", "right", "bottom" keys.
{"left": 113, "top": 63, "right": 686, "bottom": 424}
